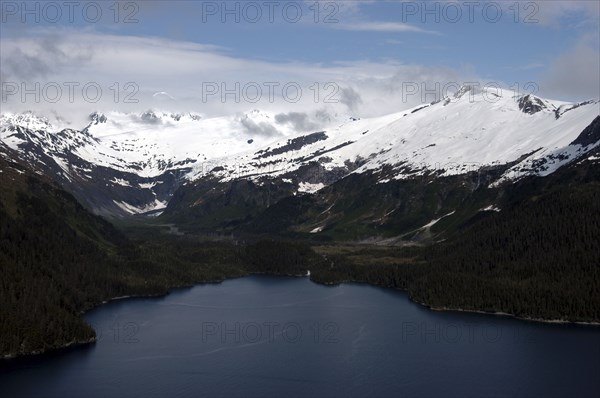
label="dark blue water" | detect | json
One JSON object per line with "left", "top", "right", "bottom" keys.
{"left": 1, "top": 276, "right": 599, "bottom": 398}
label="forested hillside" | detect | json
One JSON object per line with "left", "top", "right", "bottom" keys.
{"left": 2, "top": 146, "right": 599, "bottom": 359}
{"left": 0, "top": 152, "right": 245, "bottom": 357}
{"left": 0, "top": 153, "right": 327, "bottom": 358}
{"left": 309, "top": 155, "right": 600, "bottom": 322}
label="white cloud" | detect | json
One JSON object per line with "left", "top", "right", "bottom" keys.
{"left": 0, "top": 29, "right": 472, "bottom": 124}
{"left": 540, "top": 41, "right": 600, "bottom": 101}
{"left": 335, "top": 21, "right": 438, "bottom": 34}
{"left": 12, "top": 27, "right": 595, "bottom": 127}
{"left": 529, "top": 1, "right": 599, "bottom": 28}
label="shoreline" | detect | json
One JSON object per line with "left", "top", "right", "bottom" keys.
{"left": 310, "top": 277, "right": 600, "bottom": 326}
{"left": 3, "top": 277, "right": 238, "bottom": 361}
{"left": 3, "top": 273, "right": 598, "bottom": 360}
{"left": 422, "top": 304, "right": 600, "bottom": 326}
{"left": 2, "top": 337, "right": 96, "bottom": 361}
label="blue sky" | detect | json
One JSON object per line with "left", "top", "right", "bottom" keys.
{"left": 1, "top": 1, "right": 599, "bottom": 119}
{"left": 57, "top": 0, "right": 598, "bottom": 85}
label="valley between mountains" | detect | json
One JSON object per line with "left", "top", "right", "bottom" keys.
{"left": 1, "top": 87, "right": 599, "bottom": 358}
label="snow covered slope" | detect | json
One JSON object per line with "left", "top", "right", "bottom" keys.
{"left": 1, "top": 86, "right": 598, "bottom": 217}
{"left": 190, "top": 87, "right": 599, "bottom": 187}
{"left": 0, "top": 109, "right": 311, "bottom": 216}
{"left": 1, "top": 109, "right": 300, "bottom": 178}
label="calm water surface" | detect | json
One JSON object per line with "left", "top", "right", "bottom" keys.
{"left": 1, "top": 276, "right": 599, "bottom": 397}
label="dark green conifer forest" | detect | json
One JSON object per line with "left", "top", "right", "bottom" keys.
{"left": 1, "top": 152, "right": 599, "bottom": 358}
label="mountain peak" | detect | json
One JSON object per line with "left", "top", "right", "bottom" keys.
{"left": 516, "top": 94, "right": 554, "bottom": 115}
{"left": 1, "top": 111, "right": 52, "bottom": 131}
{"left": 89, "top": 112, "right": 108, "bottom": 125}
{"left": 453, "top": 84, "right": 478, "bottom": 99}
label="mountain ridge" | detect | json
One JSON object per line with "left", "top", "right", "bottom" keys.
{"left": 2, "top": 89, "right": 598, "bottom": 219}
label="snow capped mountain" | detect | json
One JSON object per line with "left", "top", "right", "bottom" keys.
{"left": 1, "top": 87, "right": 598, "bottom": 217}
{"left": 1, "top": 111, "right": 55, "bottom": 133}
{"left": 0, "top": 108, "right": 341, "bottom": 216}
{"left": 191, "top": 87, "right": 599, "bottom": 187}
